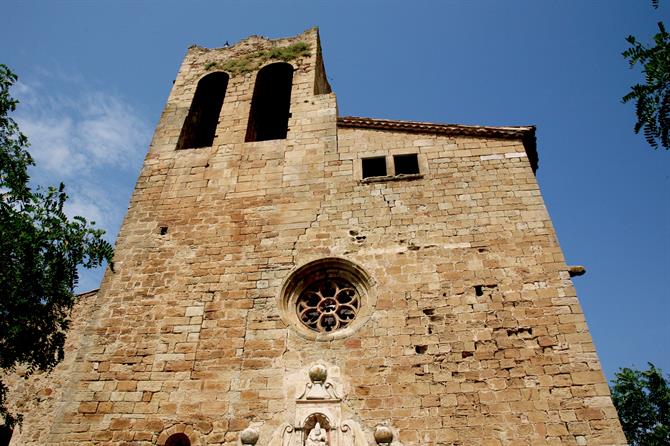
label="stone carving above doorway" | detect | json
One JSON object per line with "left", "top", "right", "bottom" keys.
{"left": 261, "top": 363, "right": 398, "bottom": 446}
{"left": 305, "top": 420, "right": 328, "bottom": 446}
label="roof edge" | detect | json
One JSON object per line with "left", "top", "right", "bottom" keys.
{"left": 337, "top": 116, "right": 538, "bottom": 173}
{"left": 76, "top": 288, "right": 99, "bottom": 298}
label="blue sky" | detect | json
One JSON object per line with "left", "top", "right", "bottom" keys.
{"left": 2, "top": 1, "right": 668, "bottom": 381}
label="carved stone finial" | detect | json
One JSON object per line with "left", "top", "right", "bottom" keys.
{"left": 374, "top": 425, "right": 394, "bottom": 445}
{"left": 240, "top": 427, "right": 259, "bottom": 445}
{"left": 303, "top": 364, "right": 335, "bottom": 400}
{"left": 309, "top": 364, "right": 328, "bottom": 383}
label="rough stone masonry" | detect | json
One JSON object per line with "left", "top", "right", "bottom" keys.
{"left": 3, "top": 28, "right": 627, "bottom": 446}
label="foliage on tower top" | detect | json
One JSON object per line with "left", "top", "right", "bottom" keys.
{"left": 204, "top": 41, "right": 310, "bottom": 76}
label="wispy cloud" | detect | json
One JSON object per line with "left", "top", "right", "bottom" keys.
{"left": 16, "top": 83, "right": 149, "bottom": 180}
{"left": 11, "top": 68, "right": 152, "bottom": 291}
{"left": 62, "top": 179, "right": 118, "bottom": 229}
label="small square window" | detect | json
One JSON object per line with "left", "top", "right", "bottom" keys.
{"left": 393, "top": 154, "right": 420, "bottom": 175}
{"left": 362, "top": 157, "right": 387, "bottom": 178}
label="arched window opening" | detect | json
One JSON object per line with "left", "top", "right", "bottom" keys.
{"left": 0, "top": 426, "right": 12, "bottom": 446}
{"left": 165, "top": 432, "right": 191, "bottom": 446}
{"left": 177, "top": 72, "right": 229, "bottom": 150}
{"left": 245, "top": 63, "right": 294, "bottom": 142}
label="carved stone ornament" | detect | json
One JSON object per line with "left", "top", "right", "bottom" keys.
{"left": 373, "top": 425, "right": 394, "bottom": 445}
{"left": 240, "top": 427, "right": 260, "bottom": 445}
{"left": 267, "top": 364, "right": 398, "bottom": 446}
{"left": 298, "top": 364, "right": 339, "bottom": 401}
{"left": 305, "top": 422, "right": 328, "bottom": 446}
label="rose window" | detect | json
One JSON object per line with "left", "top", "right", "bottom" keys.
{"left": 279, "top": 258, "right": 373, "bottom": 340}
{"left": 296, "top": 278, "right": 360, "bottom": 332}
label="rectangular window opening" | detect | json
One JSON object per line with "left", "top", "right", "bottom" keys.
{"left": 393, "top": 153, "right": 420, "bottom": 175}
{"left": 362, "top": 157, "right": 387, "bottom": 179}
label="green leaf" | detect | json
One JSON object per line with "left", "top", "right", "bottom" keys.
{"left": 611, "top": 364, "right": 670, "bottom": 446}
{"left": 622, "top": 19, "right": 670, "bottom": 150}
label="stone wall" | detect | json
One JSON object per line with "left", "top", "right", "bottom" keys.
{"left": 5, "top": 28, "right": 626, "bottom": 445}
{"left": 3, "top": 290, "right": 97, "bottom": 444}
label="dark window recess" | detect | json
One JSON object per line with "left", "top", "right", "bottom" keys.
{"left": 393, "top": 154, "right": 420, "bottom": 175}
{"left": 0, "top": 426, "right": 12, "bottom": 446}
{"left": 415, "top": 345, "right": 428, "bottom": 354}
{"left": 165, "top": 433, "right": 191, "bottom": 446}
{"left": 246, "top": 63, "right": 294, "bottom": 142}
{"left": 159, "top": 226, "right": 168, "bottom": 235}
{"left": 474, "top": 284, "right": 497, "bottom": 297}
{"left": 177, "top": 72, "right": 229, "bottom": 150}
{"left": 362, "top": 157, "right": 387, "bottom": 178}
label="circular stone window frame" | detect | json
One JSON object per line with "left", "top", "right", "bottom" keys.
{"left": 279, "top": 257, "right": 376, "bottom": 341}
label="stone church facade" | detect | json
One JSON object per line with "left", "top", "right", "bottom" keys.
{"left": 5, "top": 28, "right": 626, "bottom": 445}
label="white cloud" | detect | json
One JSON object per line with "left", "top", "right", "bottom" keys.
{"left": 12, "top": 71, "right": 150, "bottom": 231}
{"left": 16, "top": 85, "right": 150, "bottom": 179}
{"left": 78, "top": 92, "right": 149, "bottom": 169}
{"left": 11, "top": 70, "right": 151, "bottom": 293}
{"left": 19, "top": 114, "right": 87, "bottom": 173}
{"left": 63, "top": 181, "right": 114, "bottom": 231}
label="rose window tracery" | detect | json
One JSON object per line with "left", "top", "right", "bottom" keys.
{"left": 279, "top": 258, "right": 374, "bottom": 340}
{"left": 296, "top": 279, "right": 360, "bottom": 332}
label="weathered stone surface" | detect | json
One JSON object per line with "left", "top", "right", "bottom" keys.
{"left": 4, "top": 28, "right": 626, "bottom": 445}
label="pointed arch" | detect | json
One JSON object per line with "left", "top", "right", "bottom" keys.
{"left": 245, "top": 62, "right": 294, "bottom": 142}
{"left": 177, "top": 71, "right": 229, "bottom": 149}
